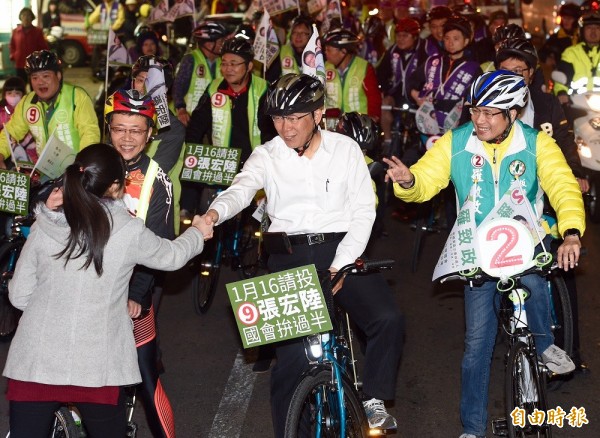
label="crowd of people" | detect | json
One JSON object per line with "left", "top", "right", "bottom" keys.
{"left": 0, "top": 0, "right": 594, "bottom": 437}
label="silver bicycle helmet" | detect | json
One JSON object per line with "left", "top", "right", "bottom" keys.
{"left": 468, "top": 70, "right": 529, "bottom": 110}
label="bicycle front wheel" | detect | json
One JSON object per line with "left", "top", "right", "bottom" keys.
{"left": 0, "top": 241, "right": 24, "bottom": 339}
{"left": 547, "top": 272, "right": 573, "bottom": 391}
{"left": 191, "top": 255, "right": 221, "bottom": 315}
{"left": 284, "top": 368, "right": 368, "bottom": 438}
{"left": 505, "top": 342, "right": 552, "bottom": 438}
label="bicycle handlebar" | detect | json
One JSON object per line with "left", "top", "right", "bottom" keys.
{"left": 381, "top": 104, "right": 417, "bottom": 114}
{"left": 330, "top": 258, "right": 395, "bottom": 288}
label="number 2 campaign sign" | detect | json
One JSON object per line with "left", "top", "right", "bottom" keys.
{"left": 226, "top": 265, "right": 333, "bottom": 348}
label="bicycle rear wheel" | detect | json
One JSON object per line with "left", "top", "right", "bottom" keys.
{"left": 0, "top": 241, "right": 24, "bottom": 339}
{"left": 51, "top": 407, "right": 81, "bottom": 438}
{"left": 505, "top": 341, "right": 552, "bottom": 438}
{"left": 190, "top": 255, "right": 221, "bottom": 315}
{"left": 237, "top": 221, "right": 263, "bottom": 279}
{"left": 284, "top": 368, "right": 368, "bottom": 438}
{"left": 546, "top": 272, "right": 573, "bottom": 391}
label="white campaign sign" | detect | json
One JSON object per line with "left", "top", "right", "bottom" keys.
{"left": 477, "top": 218, "right": 535, "bottom": 278}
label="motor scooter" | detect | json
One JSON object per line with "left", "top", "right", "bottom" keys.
{"left": 553, "top": 71, "right": 600, "bottom": 223}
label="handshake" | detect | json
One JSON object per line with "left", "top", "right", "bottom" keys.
{"left": 190, "top": 209, "right": 219, "bottom": 241}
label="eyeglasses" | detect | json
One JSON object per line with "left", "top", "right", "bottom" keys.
{"left": 271, "top": 113, "right": 311, "bottom": 124}
{"left": 502, "top": 67, "right": 530, "bottom": 76}
{"left": 110, "top": 126, "right": 149, "bottom": 137}
{"left": 469, "top": 108, "right": 504, "bottom": 119}
{"left": 221, "top": 61, "right": 247, "bottom": 69}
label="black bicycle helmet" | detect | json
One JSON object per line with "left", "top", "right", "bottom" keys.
{"left": 132, "top": 55, "right": 174, "bottom": 89}
{"left": 362, "top": 16, "right": 386, "bottom": 39}
{"left": 336, "top": 112, "right": 380, "bottom": 153}
{"left": 468, "top": 70, "right": 528, "bottom": 110}
{"left": 492, "top": 23, "right": 527, "bottom": 44}
{"left": 233, "top": 23, "right": 256, "bottom": 41}
{"left": 579, "top": 10, "right": 600, "bottom": 28}
{"left": 266, "top": 74, "right": 325, "bottom": 116}
{"left": 221, "top": 36, "right": 254, "bottom": 62}
{"left": 427, "top": 6, "right": 453, "bottom": 21}
{"left": 443, "top": 15, "right": 473, "bottom": 40}
{"left": 25, "top": 50, "right": 62, "bottom": 74}
{"left": 193, "top": 21, "right": 229, "bottom": 42}
{"left": 291, "top": 14, "right": 314, "bottom": 32}
{"left": 495, "top": 39, "right": 538, "bottom": 70}
{"left": 559, "top": 2, "right": 582, "bottom": 18}
{"left": 323, "top": 28, "right": 361, "bottom": 51}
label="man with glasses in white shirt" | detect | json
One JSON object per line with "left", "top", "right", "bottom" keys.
{"left": 202, "top": 73, "right": 404, "bottom": 436}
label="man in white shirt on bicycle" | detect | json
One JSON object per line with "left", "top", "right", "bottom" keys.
{"left": 202, "top": 73, "right": 404, "bottom": 436}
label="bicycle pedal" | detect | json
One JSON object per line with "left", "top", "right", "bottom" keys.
{"left": 491, "top": 418, "right": 508, "bottom": 436}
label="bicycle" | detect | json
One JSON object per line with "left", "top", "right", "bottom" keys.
{"left": 441, "top": 249, "right": 571, "bottom": 438}
{"left": 188, "top": 186, "right": 265, "bottom": 314}
{"left": 284, "top": 258, "right": 396, "bottom": 438}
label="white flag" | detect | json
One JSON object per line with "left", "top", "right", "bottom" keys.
{"left": 146, "top": 59, "right": 171, "bottom": 130}
{"left": 321, "top": 0, "right": 342, "bottom": 34}
{"left": 302, "top": 24, "right": 325, "bottom": 85}
{"left": 107, "top": 28, "right": 131, "bottom": 65}
{"left": 148, "top": 0, "right": 169, "bottom": 24}
{"left": 432, "top": 184, "right": 480, "bottom": 281}
{"left": 254, "top": 10, "right": 280, "bottom": 68}
{"left": 166, "top": 0, "right": 195, "bottom": 22}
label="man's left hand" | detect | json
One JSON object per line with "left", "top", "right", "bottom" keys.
{"left": 557, "top": 235, "right": 582, "bottom": 271}
{"left": 329, "top": 267, "right": 345, "bottom": 295}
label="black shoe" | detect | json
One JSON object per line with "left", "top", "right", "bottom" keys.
{"left": 252, "top": 357, "right": 273, "bottom": 373}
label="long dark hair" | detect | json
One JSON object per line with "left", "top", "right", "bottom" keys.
{"left": 55, "top": 144, "right": 127, "bottom": 276}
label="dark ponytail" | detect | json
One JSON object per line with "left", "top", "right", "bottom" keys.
{"left": 55, "top": 144, "right": 127, "bottom": 275}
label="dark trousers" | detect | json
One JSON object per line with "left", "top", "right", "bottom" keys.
{"left": 9, "top": 389, "right": 126, "bottom": 438}
{"left": 267, "top": 238, "right": 405, "bottom": 437}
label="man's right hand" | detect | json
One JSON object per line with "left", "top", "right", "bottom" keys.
{"left": 177, "top": 108, "right": 190, "bottom": 127}
{"left": 382, "top": 156, "right": 415, "bottom": 188}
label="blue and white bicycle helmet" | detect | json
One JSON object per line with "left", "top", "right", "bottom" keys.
{"left": 468, "top": 70, "right": 529, "bottom": 110}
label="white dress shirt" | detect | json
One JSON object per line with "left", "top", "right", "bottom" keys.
{"left": 209, "top": 130, "right": 376, "bottom": 269}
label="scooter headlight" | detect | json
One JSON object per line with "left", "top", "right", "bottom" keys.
{"left": 587, "top": 94, "right": 600, "bottom": 112}
{"left": 576, "top": 136, "right": 593, "bottom": 159}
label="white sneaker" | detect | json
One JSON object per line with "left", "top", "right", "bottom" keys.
{"left": 542, "top": 344, "right": 576, "bottom": 374}
{"left": 362, "top": 398, "right": 397, "bottom": 429}
{"left": 459, "top": 434, "right": 485, "bottom": 438}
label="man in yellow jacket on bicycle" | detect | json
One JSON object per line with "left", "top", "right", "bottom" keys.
{"left": 384, "top": 70, "right": 585, "bottom": 438}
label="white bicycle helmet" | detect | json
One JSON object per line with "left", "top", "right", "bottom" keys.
{"left": 468, "top": 70, "right": 529, "bottom": 110}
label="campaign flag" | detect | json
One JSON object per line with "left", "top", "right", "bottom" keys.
{"left": 146, "top": 59, "right": 171, "bottom": 129}
{"left": 302, "top": 24, "right": 325, "bottom": 85}
{"left": 31, "top": 131, "right": 76, "bottom": 180}
{"left": 259, "top": 0, "right": 298, "bottom": 16}
{"left": 148, "top": 0, "right": 169, "bottom": 24}
{"left": 107, "top": 28, "right": 131, "bottom": 65}
{"left": 166, "top": 0, "right": 195, "bottom": 22}
{"left": 321, "top": 0, "right": 342, "bottom": 34}
{"left": 254, "top": 9, "right": 280, "bottom": 69}
{"left": 432, "top": 183, "right": 480, "bottom": 281}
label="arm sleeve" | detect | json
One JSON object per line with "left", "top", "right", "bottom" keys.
{"left": 364, "top": 63, "right": 382, "bottom": 120}
{"left": 0, "top": 100, "right": 32, "bottom": 159}
{"left": 148, "top": 111, "right": 185, "bottom": 173}
{"left": 392, "top": 129, "right": 453, "bottom": 202}
{"left": 127, "top": 267, "right": 155, "bottom": 308}
{"left": 376, "top": 51, "right": 392, "bottom": 95}
{"left": 209, "top": 149, "right": 266, "bottom": 224}
{"left": 554, "top": 56, "right": 575, "bottom": 95}
{"left": 331, "top": 147, "right": 377, "bottom": 269}
{"left": 536, "top": 132, "right": 586, "bottom": 236}
{"left": 185, "top": 91, "right": 212, "bottom": 143}
{"left": 88, "top": 6, "right": 101, "bottom": 25}
{"left": 8, "top": 226, "right": 40, "bottom": 310}
{"left": 547, "top": 95, "right": 585, "bottom": 178}
{"left": 74, "top": 88, "right": 101, "bottom": 149}
{"left": 112, "top": 5, "right": 126, "bottom": 30}
{"left": 172, "top": 55, "right": 194, "bottom": 109}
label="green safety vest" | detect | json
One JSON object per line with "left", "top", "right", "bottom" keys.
{"left": 135, "top": 158, "right": 160, "bottom": 222}
{"left": 325, "top": 57, "right": 369, "bottom": 113}
{"left": 279, "top": 44, "right": 300, "bottom": 75}
{"left": 207, "top": 76, "right": 267, "bottom": 149}
{"left": 21, "top": 83, "right": 81, "bottom": 156}
{"left": 185, "top": 51, "right": 222, "bottom": 113}
{"left": 450, "top": 121, "right": 540, "bottom": 226}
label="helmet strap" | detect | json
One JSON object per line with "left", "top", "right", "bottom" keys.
{"left": 490, "top": 110, "right": 514, "bottom": 144}
{"left": 294, "top": 117, "right": 319, "bottom": 157}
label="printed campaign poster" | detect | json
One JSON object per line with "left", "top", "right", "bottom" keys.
{"left": 253, "top": 9, "right": 280, "bottom": 69}
{"left": 146, "top": 59, "right": 171, "bottom": 129}
{"left": 107, "top": 28, "right": 131, "bottom": 65}
{"left": 181, "top": 144, "right": 241, "bottom": 186}
{"left": 0, "top": 170, "right": 30, "bottom": 215}
{"left": 165, "top": 0, "right": 195, "bottom": 22}
{"left": 301, "top": 24, "right": 325, "bottom": 85}
{"left": 148, "top": 0, "right": 169, "bottom": 23}
{"left": 226, "top": 265, "right": 333, "bottom": 348}
{"left": 31, "top": 132, "right": 76, "bottom": 180}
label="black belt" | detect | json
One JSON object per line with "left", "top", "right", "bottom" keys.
{"left": 287, "top": 232, "right": 346, "bottom": 246}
